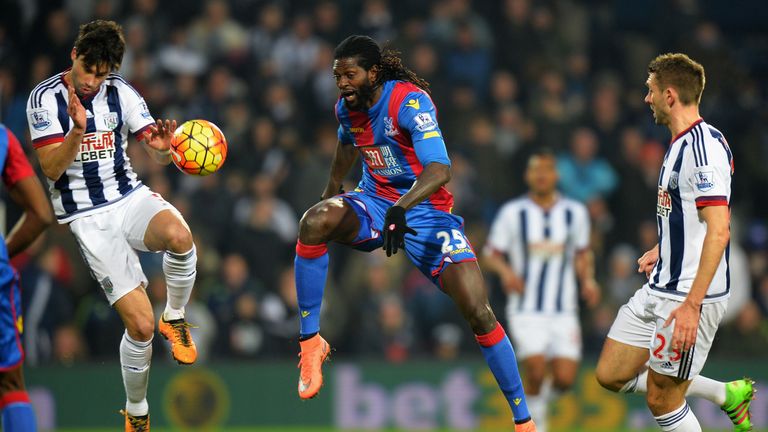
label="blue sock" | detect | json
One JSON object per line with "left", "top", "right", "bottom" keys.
{"left": 476, "top": 322, "right": 531, "bottom": 423}
{"left": 1, "top": 391, "right": 37, "bottom": 432}
{"left": 295, "top": 241, "right": 329, "bottom": 337}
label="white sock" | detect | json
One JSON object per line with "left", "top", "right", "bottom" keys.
{"left": 622, "top": 370, "right": 725, "bottom": 406}
{"left": 120, "top": 331, "right": 153, "bottom": 416}
{"left": 687, "top": 375, "right": 726, "bottom": 406}
{"left": 619, "top": 370, "right": 648, "bottom": 394}
{"left": 654, "top": 402, "right": 701, "bottom": 431}
{"left": 163, "top": 245, "right": 197, "bottom": 321}
{"left": 526, "top": 393, "right": 548, "bottom": 432}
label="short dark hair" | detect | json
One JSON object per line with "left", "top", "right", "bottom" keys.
{"left": 647, "top": 53, "right": 705, "bottom": 105}
{"left": 74, "top": 20, "right": 125, "bottom": 72}
{"left": 528, "top": 147, "right": 556, "bottom": 163}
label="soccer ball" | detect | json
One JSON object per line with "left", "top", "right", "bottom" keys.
{"left": 170, "top": 119, "right": 227, "bottom": 176}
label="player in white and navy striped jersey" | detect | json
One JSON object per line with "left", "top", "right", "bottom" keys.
{"left": 25, "top": 21, "right": 199, "bottom": 431}
{"left": 596, "top": 53, "right": 754, "bottom": 432}
{"left": 484, "top": 149, "right": 600, "bottom": 432}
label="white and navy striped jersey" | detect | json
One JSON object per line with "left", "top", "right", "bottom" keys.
{"left": 26, "top": 72, "right": 155, "bottom": 223}
{"left": 647, "top": 119, "right": 733, "bottom": 303}
{"left": 486, "top": 195, "right": 590, "bottom": 314}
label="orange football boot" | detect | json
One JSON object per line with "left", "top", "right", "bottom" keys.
{"left": 158, "top": 316, "right": 197, "bottom": 364}
{"left": 515, "top": 419, "right": 537, "bottom": 432}
{"left": 297, "top": 334, "right": 331, "bottom": 399}
{"left": 120, "top": 410, "right": 149, "bottom": 432}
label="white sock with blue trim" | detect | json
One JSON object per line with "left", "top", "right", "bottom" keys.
{"left": 654, "top": 402, "right": 701, "bottom": 431}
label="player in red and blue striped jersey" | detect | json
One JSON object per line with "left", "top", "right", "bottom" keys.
{"left": 294, "top": 35, "right": 536, "bottom": 431}
{"left": 0, "top": 124, "right": 54, "bottom": 432}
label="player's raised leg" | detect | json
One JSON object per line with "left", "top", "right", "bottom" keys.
{"left": 441, "top": 261, "right": 536, "bottom": 431}
{"left": 114, "top": 287, "right": 154, "bottom": 431}
{"left": 144, "top": 209, "right": 197, "bottom": 365}
{"left": 295, "top": 198, "right": 359, "bottom": 399}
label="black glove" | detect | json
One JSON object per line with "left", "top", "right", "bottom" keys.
{"left": 382, "top": 206, "right": 417, "bottom": 256}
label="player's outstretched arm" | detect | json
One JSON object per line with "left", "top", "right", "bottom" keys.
{"left": 36, "top": 86, "right": 87, "bottom": 180}
{"left": 6, "top": 175, "right": 54, "bottom": 257}
{"left": 321, "top": 140, "right": 358, "bottom": 200}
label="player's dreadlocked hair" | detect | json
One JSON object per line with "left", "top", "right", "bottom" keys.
{"left": 334, "top": 35, "right": 430, "bottom": 93}
{"left": 74, "top": 20, "right": 125, "bottom": 72}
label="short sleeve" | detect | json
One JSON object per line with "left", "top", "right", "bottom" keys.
{"left": 485, "top": 203, "right": 516, "bottom": 255}
{"left": 686, "top": 137, "right": 732, "bottom": 208}
{"left": 26, "top": 91, "right": 65, "bottom": 149}
{"left": 397, "top": 92, "right": 450, "bottom": 166}
{"left": 573, "top": 204, "right": 590, "bottom": 250}
{"left": 337, "top": 125, "right": 354, "bottom": 145}
{"left": 2, "top": 129, "right": 35, "bottom": 187}
{"left": 119, "top": 82, "right": 155, "bottom": 141}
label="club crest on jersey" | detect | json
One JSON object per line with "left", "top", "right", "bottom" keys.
{"left": 657, "top": 186, "right": 672, "bottom": 217}
{"left": 103, "top": 112, "right": 119, "bottom": 130}
{"left": 383, "top": 116, "right": 399, "bottom": 137}
{"left": 414, "top": 112, "right": 436, "bottom": 132}
{"left": 668, "top": 171, "right": 679, "bottom": 189}
{"left": 694, "top": 170, "right": 714, "bottom": 192}
{"left": 30, "top": 109, "right": 51, "bottom": 131}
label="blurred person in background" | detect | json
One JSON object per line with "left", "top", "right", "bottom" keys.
{"left": 292, "top": 35, "right": 536, "bottom": 431}
{"left": 26, "top": 20, "right": 199, "bottom": 430}
{"left": 0, "top": 124, "right": 53, "bottom": 432}
{"left": 596, "top": 53, "right": 753, "bottom": 432}
{"left": 484, "top": 149, "right": 599, "bottom": 432}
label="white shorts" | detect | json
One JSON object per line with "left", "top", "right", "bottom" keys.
{"left": 507, "top": 312, "right": 582, "bottom": 361}
{"left": 607, "top": 287, "right": 727, "bottom": 380}
{"left": 69, "top": 186, "right": 178, "bottom": 305}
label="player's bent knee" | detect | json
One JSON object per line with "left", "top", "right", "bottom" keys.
{"left": 466, "top": 304, "right": 496, "bottom": 334}
{"left": 0, "top": 368, "right": 24, "bottom": 393}
{"left": 165, "top": 223, "right": 193, "bottom": 253}
{"left": 595, "top": 364, "right": 623, "bottom": 392}
{"left": 126, "top": 317, "right": 155, "bottom": 342}
{"left": 299, "top": 205, "right": 340, "bottom": 242}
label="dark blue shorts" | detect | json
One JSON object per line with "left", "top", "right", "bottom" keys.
{"left": 0, "top": 267, "right": 22, "bottom": 370}
{"left": 341, "top": 191, "right": 477, "bottom": 286}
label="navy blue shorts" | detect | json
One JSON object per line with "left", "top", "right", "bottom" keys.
{"left": 341, "top": 191, "right": 477, "bottom": 285}
{"left": 0, "top": 268, "right": 22, "bottom": 370}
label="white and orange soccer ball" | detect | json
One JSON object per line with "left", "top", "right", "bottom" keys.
{"left": 170, "top": 119, "right": 227, "bottom": 176}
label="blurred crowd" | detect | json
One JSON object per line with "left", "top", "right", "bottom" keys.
{"left": 2, "top": 0, "right": 768, "bottom": 366}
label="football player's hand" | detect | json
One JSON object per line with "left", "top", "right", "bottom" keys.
{"left": 144, "top": 119, "right": 177, "bottom": 153}
{"left": 382, "top": 206, "right": 417, "bottom": 257}
{"left": 664, "top": 300, "right": 700, "bottom": 352}
{"left": 500, "top": 269, "right": 525, "bottom": 294}
{"left": 637, "top": 244, "right": 659, "bottom": 278}
{"left": 67, "top": 85, "right": 86, "bottom": 131}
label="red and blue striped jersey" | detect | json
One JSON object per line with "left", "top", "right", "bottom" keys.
{"left": 0, "top": 124, "right": 36, "bottom": 269}
{"left": 335, "top": 80, "right": 453, "bottom": 212}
